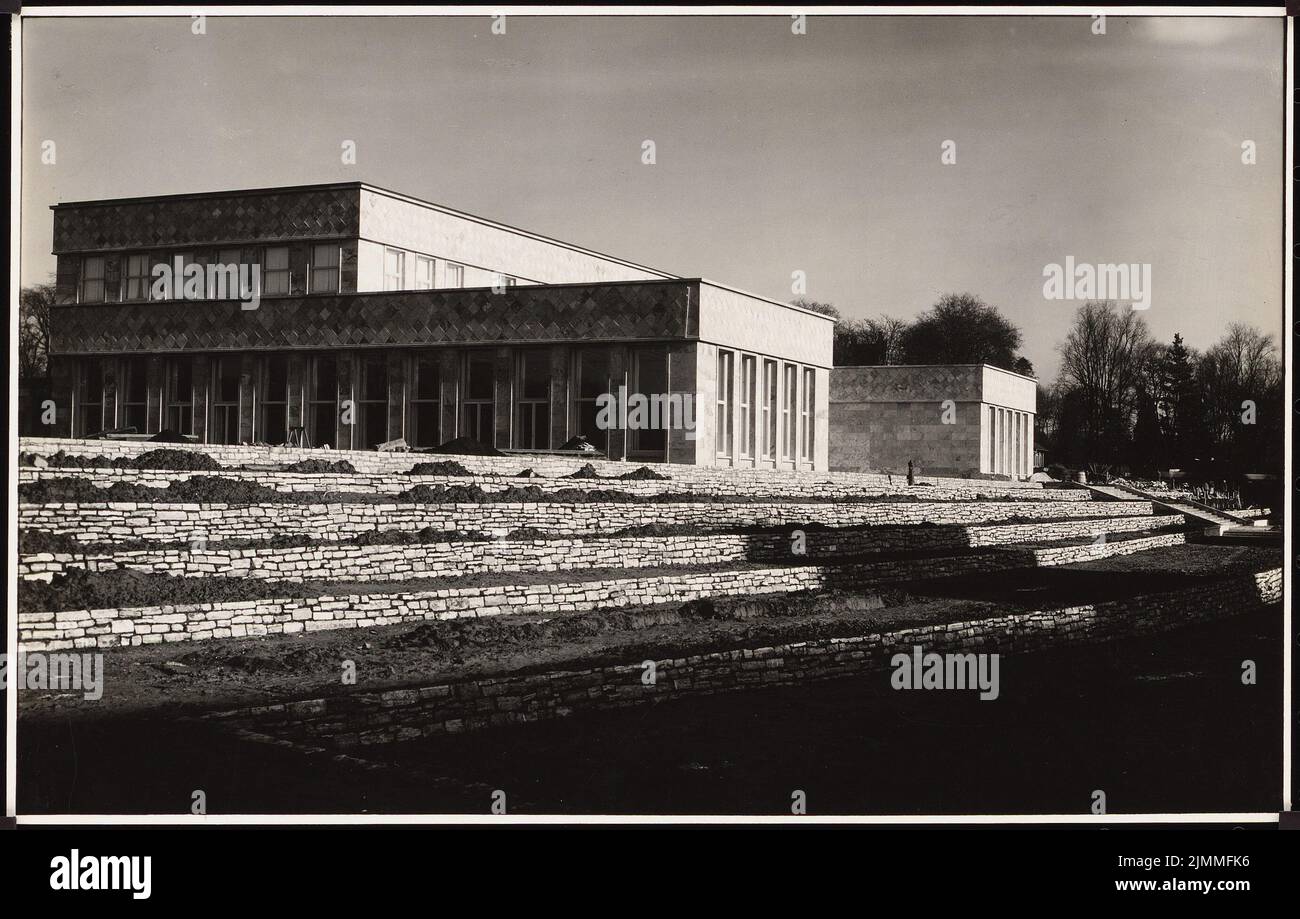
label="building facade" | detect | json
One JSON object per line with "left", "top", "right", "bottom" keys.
{"left": 46, "top": 182, "right": 833, "bottom": 469}
{"left": 829, "top": 364, "right": 1036, "bottom": 479}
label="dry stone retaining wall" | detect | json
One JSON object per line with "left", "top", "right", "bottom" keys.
{"left": 19, "top": 499, "right": 1157, "bottom": 544}
{"left": 19, "top": 514, "right": 1182, "bottom": 583}
{"left": 17, "top": 465, "right": 1092, "bottom": 502}
{"left": 215, "top": 567, "right": 1283, "bottom": 748}
{"left": 20, "top": 436, "right": 1046, "bottom": 492}
{"left": 19, "top": 530, "right": 1187, "bottom": 652}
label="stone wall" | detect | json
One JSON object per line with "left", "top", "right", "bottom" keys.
{"left": 212, "top": 566, "right": 1282, "bottom": 748}
{"left": 17, "top": 531, "right": 1189, "bottom": 652}
{"left": 16, "top": 465, "right": 1094, "bottom": 502}
{"left": 19, "top": 498, "right": 1156, "bottom": 544}
{"left": 19, "top": 437, "right": 1049, "bottom": 492}
{"left": 19, "top": 514, "right": 1182, "bottom": 583}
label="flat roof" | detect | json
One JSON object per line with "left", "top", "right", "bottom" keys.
{"left": 834, "top": 363, "right": 1038, "bottom": 382}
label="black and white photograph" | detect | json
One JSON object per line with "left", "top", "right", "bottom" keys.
{"left": 5, "top": 3, "right": 1294, "bottom": 850}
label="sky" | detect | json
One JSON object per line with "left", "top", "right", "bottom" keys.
{"left": 20, "top": 13, "right": 1286, "bottom": 380}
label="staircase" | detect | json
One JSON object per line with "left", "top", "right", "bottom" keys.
{"left": 1087, "top": 483, "right": 1278, "bottom": 544}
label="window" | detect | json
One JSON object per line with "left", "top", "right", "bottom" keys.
{"left": 214, "top": 249, "right": 242, "bottom": 300}
{"left": 124, "top": 254, "right": 152, "bottom": 301}
{"left": 462, "top": 353, "right": 495, "bottom": 445}
{"left": 739, "top": 355, "right": 755, "bottom": 458}
{"left": 497, "top": 274, "right": 517, "bottom": 288}
{"left": 761, "top": 360, "right": 778, "bottom": 460}
{"left": 164, "top": 358, "right": 194, "bottom": 435}
{"left": 443, "top": 262, "right": 465, "bottom": 288}
{"left": 308, "top": 355, "right": 338, "bottom": 449}
{"left": 383, "top": 248, "right": 405, "bottom": 291}
{"left": 76, "top": 359, "right": 104, "bottom": 436}
{"left": 80, "top": 256, "right": 107, "bottom": 303}
{"left": 410, "top": 353, "right": 441, "bottom": 449}
{"left": 575, "top": 348, "right": 613, "bottom": 451}
{"left": 630, "top": 349, "right": 667, "bottom": 459}
{"left": 211, "top": 356, "right": 242, "bottom": 445}
{"left": 716, "top": 350, "right": 734, "bottom": 458}
{"left": 120, "top": 357, "right": 148, "bottom": 433}
{"left": 800, "top": 368, "right": 815, "bottom": 462}
{"left": 516, "top": 349, "right": 551, "bottom": 450}
{"left": 355, "top": 354, "right": 390, "bottom": 450}
{"left": 311, "top": 244, "right": 340, "bottom": 294}
{"left": 415, "top": 256, "right": 435, "bottom": 290}
{"left": 260, "top": 355, "right": 289, "bottom": 446}
{"left": 989, "top": 406, "right": 997, "bottom": 473}
{"left": 783, "top": 364, "right": 797, "bottom": 460}
{"left": 182, "top": 251, "right": 211, "bottom": 299}
{"left": 263, "top": 247, "right": 290, "bottom": 296}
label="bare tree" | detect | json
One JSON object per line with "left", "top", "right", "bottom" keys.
{"left": 19, "top": 282, "right": 55, "bottom": 381}
{"left": 1057, "top": 301, "right": 1156, "bottom": 461}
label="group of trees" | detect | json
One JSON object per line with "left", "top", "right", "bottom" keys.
{"left": 1046, "top": 301, "right": 1282, "bottom": 479}
{"left": 795, "top": 293, "right": 1035, "bottom": 377}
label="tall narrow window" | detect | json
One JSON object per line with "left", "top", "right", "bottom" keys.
{"left": 383, "top": 248, "right": 405, "bottom": 291}
{"left": 516, "top": 349, "right": 551, "bottom": 450}
{"left": 782, "top": 363, "right": 797, "bottom": 460}
{"left": 120, "top": 356, "right": 148, "bottom": 433}
{"left": 124, "top": 254, "right": 152, "bottom": 301}
{"left": 716, "top": 350, "right": 734, "bottom": 458}
{"left": 575, "top": 348, "right": 613, "bottom": 451}
{"left": 260, "top": 355, "right": 289, "bottom": 446}
{"left": 76, "top": 359, "right": 104, "bottom": 436}
{"left": 263, "top": 246, "right": 290, "bottom": 296}
{"left": 311, "top": 243, "right": 340, "bottom": 294}
{"left": 164, "top": 358, "right": 194, "bottom": 435}
{"left": 212, "top": 356, "right": 242, "bottom": 445}
{"left": 630, "top": 349, "right": 668, "bottom": 459}
{"left": 213, "top": 248, "right": 242, "bottom": 300}
{"left": 761, "top": 360, "right": 778, "bottom": 460}
{"left": 739, "top": 355, "right": 755, "bottom": 459}
{"left": 356, "top": 354, "right": 389, "bottom": 449}
{"left": 800, "top": 368, "right": 815, "bottom": 462}
{"left": 308, "top": 355, "right": 338, "bottom": 449}
{"left": 443, "top": 262, "right": 465, "bottom": 288}
{"left": 410, "top": 353, "right": 441, "bottom": 449}
{"left": 462, "top": 353, "right": 495, "bottom": 446}
{"left": 415, "top": 256, "right": 435, "bottom": 290}
{"left": 79, "top": 256, "right": 107, "bottom": 303}
{"left": 181, "top": 251, "right": 211, "bottom": 299}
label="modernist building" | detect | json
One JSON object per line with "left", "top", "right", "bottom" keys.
{"left": 46, "top": 182, "right": 833, "bottom": 469}
{"left": 829, "top": 364, "right": 1036, "bottom": 479}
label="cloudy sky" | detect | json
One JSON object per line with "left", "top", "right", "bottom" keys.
{"left": 20, "top": 12, "right": 1286, "bottom": 379}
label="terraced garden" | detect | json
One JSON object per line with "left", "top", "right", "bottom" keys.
{"left": 16, "top": 436, "right": 1283, "bottom": 762}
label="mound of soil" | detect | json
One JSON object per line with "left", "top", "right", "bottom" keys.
{"left": 130, "top": 448, "right": 224, "bottom": 471}
{"left": 18, "top": 568, "right": 301, "bottom": 614}
{"left": 281, "top": 459, "right": 357, "bottom": 474}
{"left": 564, "top": 463, "right": 603, "bottom": 480}
{"left": 147, "top": 430, "right": 192, "bottom": 444}
{"left": 514, "top": 468, "right": 539, "bottom": 478}
{"left": 408, "top": 461, "right": 473, "bottom": 477}
{"left": 618, "top": 466, "right": 671, "bottom": 481}
{"left": 423, "top": 436, "right": 503, "bottom": 457}
{"left": 18, "top": 476, "right": 286, "bottom": 505}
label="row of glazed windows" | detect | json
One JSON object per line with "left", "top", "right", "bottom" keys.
{"left": 72, "top": 346, "right": 674, "bottom": 458}
{"left": 714, "top": 349, "right": 815, "bottom": 464}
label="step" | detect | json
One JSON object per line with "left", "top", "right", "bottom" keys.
{"left": 19, "top": 529, "right": 1186, "bottom": 652}
{"left": 18, "top": 515, "right": 1186, "bottom": 584}
{"left": 19, "top": 498, "right": 1158, "bottom": 544}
